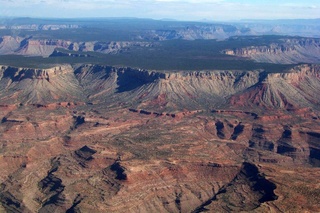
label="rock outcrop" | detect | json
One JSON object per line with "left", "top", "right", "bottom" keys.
{"left": 1, "top": 63, "right": 319, "bottom": 111}
{"left": 0, "top": 36, "right": 155, "bottom": 57}
{"left": 223, "top": 38, "right": 320, "bottom": 64}
{"left": 230, "top": 64, "right": 320, "bottom": 110}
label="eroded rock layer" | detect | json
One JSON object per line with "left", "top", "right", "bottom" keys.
{"left": 224, "top": 38, "right": 320, "bottom": 64}
{"left": 1, "top": 63, "right": 319, "bottom": 111}
{"left": 0, "top": 63, "right": 320, "bottom": 212}
{"left": 0, "top": 36, "right": 154, "bottom": 57}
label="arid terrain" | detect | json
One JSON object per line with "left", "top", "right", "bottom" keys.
{"left": 0, "top": 18, "right": 320, "bottom": 213}
{"left": 0, "top": 62, "right": 320, "bottom": 212}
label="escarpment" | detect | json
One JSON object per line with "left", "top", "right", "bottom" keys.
{"left": 230, "top": 64, "right": 320, "bottom": 110}
{"left": 1, "top": 63, "right": 319, "bottom": 111}
{"left": 0, "top": 36, "right": 155, "bottom": 57}
{"left": 0, "top": 64, "right": 84, "bottom": 104}
{"left": 224, "top": 38, "right": 320, "bottom": 64}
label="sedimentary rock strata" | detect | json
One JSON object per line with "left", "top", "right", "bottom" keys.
{"left": 0, "top": 63, "right": 319, "bottom": 212}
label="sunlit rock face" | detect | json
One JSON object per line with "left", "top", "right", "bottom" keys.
{"left": 223, "top": 38, "right": 320, "bottom": 64}
{"left": 0, "top": 36, "right": 155, "bottom": 57}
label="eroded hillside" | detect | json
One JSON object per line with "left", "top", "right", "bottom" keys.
{"left": 1, "top": 63, "right": 319, "bottom": 111}
{"left": 0, "top": 63, "right": 320, "bottom": 212}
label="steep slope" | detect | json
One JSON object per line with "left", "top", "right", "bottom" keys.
{"left": 74, "top": 65, "right": 261, "bottom": 111}
{"left": 1, "top": 63, "right": 319, "bottom": 112}
{"left": 0, "top": 36, "right": 25, "bottom": 55}
{"left": 194, "top": 163, "right": 278, "bottom": 212}
{"left": 0, "top": 65, "right": 84, "bottom": 104}
{"left": 230, "top": 64, "right": 320, "bottom": 110}
{"left": 15, "top": 39, "right": 72, "bottom": 57}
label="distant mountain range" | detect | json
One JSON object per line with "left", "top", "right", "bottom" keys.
{"left": 1, "top": 17, "right": 320, "bottom": 39}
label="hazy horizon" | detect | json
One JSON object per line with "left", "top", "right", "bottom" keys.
{"left": 1, "top": 0, "right": 319, "bottom": 21}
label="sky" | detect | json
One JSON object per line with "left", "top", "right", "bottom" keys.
{"left": 1, "top": 0, "right": 320, "bottom": 21}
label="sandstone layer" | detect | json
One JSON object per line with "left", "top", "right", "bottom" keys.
{"left": 224, "top": 38, "right": 320, "bottom": 64}
{"left": 0, "top": 36, "right": 154, "bottom": 57}
{"left": 0, "top": 63, "right": 319, "bottom": 212}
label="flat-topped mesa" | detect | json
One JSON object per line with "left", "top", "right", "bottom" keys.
{"left": 0, "top": 36, "right": 156, "bottom": 57}
{"left": 224, "top": 44, "right": 296, "bottom": 56}
{"left": 116, "top": 68, "right": 262, "bottom": 93}
{"left": 16, "top": 39, "right": 72, "bottom": 57}
{"left": 76, "top": 64, "right": 260, "bottom": 82}
{"left": 0, "top": 64, "right": 73, "bottom": 82}
{"left": 264, "top": 64, "right": 320, "bottom": 84}
{"left": 223, "top": 38, "right": 320, "bottom": 64}
{"left": 0, "top": 64, "right": 83, "bottom": 105}
{"left": 1, "top": 63, "right": 319, "bottom": 110}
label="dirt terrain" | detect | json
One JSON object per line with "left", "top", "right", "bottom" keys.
{"left": 0, "top": 63, "right": 320, "bottom": 212}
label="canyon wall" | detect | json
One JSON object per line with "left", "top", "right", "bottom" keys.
{"left": 1, "top": 63, "right": 319, "bottom": 111}
{"left": 0, "top": 36, "right": 154, "bottom": 57}
{"left": 224, "top": 38, "right": 320, "bottom": 64}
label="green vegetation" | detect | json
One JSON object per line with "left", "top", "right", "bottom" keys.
{"left": 0, "top": 17, "right": 301, "bottom": 72}
{"left": 0, "top": 35, "right": 296, "bottom": 71}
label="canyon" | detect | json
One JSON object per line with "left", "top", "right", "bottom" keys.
{"left": 0, "top": 17, "right": 320, "bottom": 213}
{"left": 0, "top": 63, "right": 320, "bottom": 212}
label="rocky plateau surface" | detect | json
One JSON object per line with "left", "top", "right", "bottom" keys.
{"left": 0, "top": 63, "right": 320, "bottom": 212}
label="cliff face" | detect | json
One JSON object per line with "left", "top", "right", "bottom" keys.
{"left": 0, "top": 65, "right": 84, "bottom": 104}
{"left": 224, "top": 38, "right": 320, "bottom": 64}
{"left": 0, "top": 64, "right": 260, "bottom": 109}
{"left": 1, "top": 63, "right": 319, "bottom": 111}
{"left": 0, "top": 36, "right": 154, "bottom": 57}
{"left": 230, "top": 64, "right": 320, "bottom": 109}
{"left": 0, "top": 36, "right": 24, "bottom": 55}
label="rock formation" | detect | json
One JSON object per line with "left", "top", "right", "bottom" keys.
{"left": 0, "top": 36, "right": 154, "bottom": 57}
{"left": 223, "top": 38, "right": 320, "bottom": 64}
{"left": 0, "top": 63, "right": 319, "bottom": 212}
